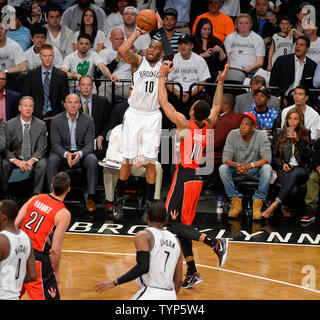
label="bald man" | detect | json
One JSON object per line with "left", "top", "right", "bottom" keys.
{"left": 99, "top": 28, "right": 131, "bottom": 100}
{"left": 47, "top": 93, "right": 99, "bottom": 212}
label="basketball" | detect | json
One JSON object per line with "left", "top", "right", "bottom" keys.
{"left": 136, "top": 9, "right": 157, "bottom": 32}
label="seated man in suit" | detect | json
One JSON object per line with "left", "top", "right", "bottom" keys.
{"left": 22, "top": 44, "right": 70, "bottom": 120}
{"left": 270, "top": 36, "right": 317, "bottom": 106}
{"left": 2, "top": 96, "right": 47, "bottom": 197}
{"left": 78, "top": 75, "right": 112, "bottom": 160}
{"left": 234, "top": 75, "right": 280, "bottom": 114}
{"left": 46, "top": 93, "right": 99, "bottom": 212}
{"left": 0, "top": 71, "right": 20, "bottom": 123}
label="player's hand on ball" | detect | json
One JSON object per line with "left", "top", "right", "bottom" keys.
{"left": 136, "top": 27, "right": 148, "bottom": 35}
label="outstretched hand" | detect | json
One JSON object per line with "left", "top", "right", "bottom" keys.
{"left": 94, "top": 281, "right": 116, "bottom": 293}
{"left": 155, "top": 11, "right": 163, "bottom": 29}
{"left": 217, "top": 63, "right": 229, "bottom": 83}
{"left": 159, "top": 60, "right": 174, "bottom": 77}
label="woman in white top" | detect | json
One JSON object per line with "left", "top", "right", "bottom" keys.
{"left": 72, "top": 8, "right": 105, "bottom": 53}
{"left": 224, "top": 13, "right": 265, "bottom": 76}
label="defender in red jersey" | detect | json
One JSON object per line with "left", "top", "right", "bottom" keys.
{"left": 159, "top": 61, "right": 229, "bottom": 288}
{"left": 15, "top": 172, "right": 71, "bottom": 300}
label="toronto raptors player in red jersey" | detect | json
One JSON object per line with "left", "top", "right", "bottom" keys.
{"left": 15, "top": 172, "right": 71, "bottom": 300}
{"left": 159, "top": 61, "right": 230, "bottom": 288}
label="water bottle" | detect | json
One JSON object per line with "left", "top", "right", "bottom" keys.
{"left": 216, "top": 196, "right": 224, "bottom": 214}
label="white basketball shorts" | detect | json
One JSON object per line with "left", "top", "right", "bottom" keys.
{"left": 121, "top": 107, "right": 162, "bottom": 161}
{"left": 131, "top": 286, "right": 177, "bottom": 300}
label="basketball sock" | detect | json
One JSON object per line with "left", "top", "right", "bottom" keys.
{"left": 146, "top": 182, "right": 155, "bottom": 202}
{"left": 116, "top": 179, "right": 127, "bottom": 198}
{"left": 186, "top": 260, "right": 197, "bottom": 275}
{"left": 204, "top": 236, "right": 218, "bottom": 248}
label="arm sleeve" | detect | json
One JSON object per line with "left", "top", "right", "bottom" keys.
{"left": 158, "top": 27, "right": 174, "bottom": 61}
{"left": 117, "top": 251, "right": 150, "bottom": 285}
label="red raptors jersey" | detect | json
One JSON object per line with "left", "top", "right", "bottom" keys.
{"left": 21, "top": 194, "right": 66, "bottom": 253}
{"left": 179, "top": 120, "right": 209, "bottom": 169}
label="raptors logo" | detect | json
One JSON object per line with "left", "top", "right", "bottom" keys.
{"left": 48, "top": 287, "right": 57, "bottom": 298}
{"left": 170, "top": 210, "right": 179, "bottom": 221}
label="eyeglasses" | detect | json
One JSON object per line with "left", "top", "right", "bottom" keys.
{"left": 0, "top": 78, "right": 6, "bottom": 81}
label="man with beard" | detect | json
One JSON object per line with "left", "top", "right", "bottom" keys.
{"left": 152, "top": 8, "right": 183, "bottom": 54}
{"left": 112, "top": 28, "right": 164, "bottom": 221}
{"left": 105, "top": 6, "right": 151, "bottom": 56}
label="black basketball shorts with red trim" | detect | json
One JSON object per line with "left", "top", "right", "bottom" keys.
{"left": 165, "top": 166, "right": 203, "bottom": 225}
{"left": 21, "top": 250, "right": 60, "bottom": 300}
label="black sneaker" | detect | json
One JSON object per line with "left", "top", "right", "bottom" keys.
{"left": 113, "top": 196, "right": 124, "bottom": 220}
{"left": 213, "top": 238, "right": 229, "bottom": 267}
{"left": 182, "top": 272, "right": 203, "bottom": 289}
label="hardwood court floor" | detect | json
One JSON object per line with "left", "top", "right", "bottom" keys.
{"left": 50, "top": 233, "right": 320, "bottom": 300}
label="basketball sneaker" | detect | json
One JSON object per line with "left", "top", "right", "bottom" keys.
{"left": 300, "top": 206, "right": 316, "bottom": 227}
{"left": 182, "top": 272, "right": 203, "bottom": 289}
{"left": 113, "top": 196, "right": 124, "bottom": 220}
{"left": 300, "top": 214, "right": 315, "bottom": 226}
{"left": 213, "top": 238, "right": 229, "bottom": 267}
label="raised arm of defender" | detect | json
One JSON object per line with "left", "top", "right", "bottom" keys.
{"left": 206, "top": 64, "right": 229, "bottom": 129}
{"left": 158, "top": 61, "right": 189, "bottom": 132}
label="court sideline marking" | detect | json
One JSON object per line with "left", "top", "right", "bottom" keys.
{"left": 62, "top": 248, "right": 320, "bottom": 295}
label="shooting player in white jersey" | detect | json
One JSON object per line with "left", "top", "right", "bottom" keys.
{"left": 0, "top": 200, "right": 37, "bottom": 300}
{"left": 94, "top": 203, "right": 183, "bottom": 300}
{"left": 113, "top": 13, "right": 174, "bottom": 221}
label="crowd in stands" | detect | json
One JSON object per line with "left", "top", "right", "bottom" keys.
{"left": 1, "top": 0, "right": 320, "bottom": 225}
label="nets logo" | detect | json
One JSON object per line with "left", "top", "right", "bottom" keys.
{"left": 1, "top": 5, "right": 16, "bottom": 30}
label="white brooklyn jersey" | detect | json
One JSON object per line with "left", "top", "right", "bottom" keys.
{"left": 0, "top": 230, "right": 31, "bottom": 300}
{"left": 271, "top": 33, "right": 294, "bottom": 66}
{"left": 138, "top": 227, "right": 180, "bottom": 290}
{"left": 128, "top": 57, "right": 161, "bottom": 113}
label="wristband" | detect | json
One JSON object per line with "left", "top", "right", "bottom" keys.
{"left": 113, "top": 279, "right": 118, "bottom": 286}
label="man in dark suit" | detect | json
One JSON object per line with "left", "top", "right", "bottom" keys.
{"left": 2, "top": 96, "right": 47, "bottom": 196}
{"left": 270, "top": 36, "right": 317, "bottom": 105}
{"left": 0, "top": 71, "right": 20, "bottom": 122}
{"left": 46, "top": 93, "right": 99, "bottom": 212}
{"left": 22, "top": 44, "right": 69, "bottom": 120}
{"left": 78, "top": 75, "right": 112, "bottom": 160}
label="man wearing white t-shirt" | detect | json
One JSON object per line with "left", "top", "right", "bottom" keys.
{"left": 99, "top": 28, "right": 131, "bottom": 101}
{"left": 44, "top": 6, "right": 74, "bottom": 59}
{"left": 105, "top": 6, "right": 151, "bottom": 56}
{"left": 25, "top": 26, "right": 63, "bottom": 70}
{"left": 0, "top": 22, "right": 27, "bottom": 74}
{"left": 61, "top": 33, "right": 119, "bottom": 91}
{"left": 280, "top": 85, "right": 319, "bottom": 139}
{"left": 304, "top": 24, "right": 320, "bottom": 64}
{"left": 167, "top": 34, "right": 211, "bottom": 116}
